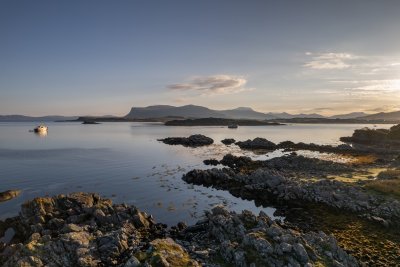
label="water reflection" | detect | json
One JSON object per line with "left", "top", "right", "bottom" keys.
{"left": 34, "top": 131, "right": 48, "bottom": 137}
{"left": 0, "top": 122, "right": 394, "bottom": 225}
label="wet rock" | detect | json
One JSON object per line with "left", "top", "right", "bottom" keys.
{"left": 158, "top": 134, "right": 213, "bottom": 147}
{"left": 236, "top": 137, "right": 277, "bottom": 150}
{"left": 203, "top": 159, "right": 219, "bottom": 166}
{"left": 221, "top": 138, "right": 236, "bottom": 145}
{"left": 278, "top": 141, "right": 357, "bottom": 155}
{"left": 0, "top": 190, "right": 21, "bottom": 203}
{"left": 265, "top": 154, "right": 352, "bottom": 175}
{"left": 182, "top": 162, "right": 400, "bottom": 227}
{"left": 219, "top": 154, "right": 256, "bottom": 171}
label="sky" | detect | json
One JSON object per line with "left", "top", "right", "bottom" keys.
{"left": 1, "top": 0, "right": 400, "bottom": 116}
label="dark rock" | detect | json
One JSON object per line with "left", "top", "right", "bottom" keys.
{"left": 203, "top": 159, "right": 219, "bottom": 166}
{"left": 236, "top": 137, "right": 277, "bottom": 150}
{"left": 158, "top": 134, "right": 214, "bottom": 147}
{"left": 221, "top": 138, "right": 236, "bottom": 145}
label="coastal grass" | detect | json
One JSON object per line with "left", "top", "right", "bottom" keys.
{"left": 349, "top": 154, "right": 377, "bottom": 165}
{"left": 364, "top": 168, "right": 400, "bottom": 199}
{"left": 327, "top": 168, "right": 386, "bottom": 183}
{"left": 365, "top": 179, "right": 400, "bottom": 199}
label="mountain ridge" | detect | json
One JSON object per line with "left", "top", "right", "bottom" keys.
{"left": 125, "top": 105, "right": 329, "bottom": 120}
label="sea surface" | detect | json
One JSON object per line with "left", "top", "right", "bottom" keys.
{"left": 0, "top": 122, "right": 393, "bottom": 225}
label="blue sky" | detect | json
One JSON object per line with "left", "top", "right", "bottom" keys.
{"left": 1, "top": 0, "right": 400, "bottom": 116}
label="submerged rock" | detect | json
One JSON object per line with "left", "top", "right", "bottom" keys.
{"left": 158, "top": 134, "right": 214, "bottom": 147}
{"left": 0, "top": 190, "right": 21, "bottom": 203}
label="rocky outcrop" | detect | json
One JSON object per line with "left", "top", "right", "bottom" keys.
{"left": 340, "top": 124, "right": 400, "bottom": 150}
{"left": 0, "top": 192, "right": 361, "bottom": 267}
{"left": 183, "top": 167, "right": 400, "bottom": 227}
{"left": 158, "top": 134, "right": 214, "bottom": 147}
{"left": 235, "top": 138, "right": 277, "bottom": 150}
{"left": 221, "top": 138, "right": 236, "bottom": 145}
{"left": 175, "top": 206, "right": 359, "bottom": 267}
{"left": 0, "top": 190, "right": 21, "bottom": 203}
{"left": 0, "top": 193, "right": 199, "bottom": 267}
{"left": 217, "top": 153, "right": 353, "bottom": 176}
{"left": 264, "top": 154, "right": 353, "bottom": 175}
{"left": 277, "top": 141, "right": 357, "bottom": 154}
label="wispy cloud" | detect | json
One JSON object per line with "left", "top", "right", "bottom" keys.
{"left": 167, "top": 75, "right": 252, "bottom": 96}
{"left": 333, "top": 79, "right": 400, "bottom": 95}
{"left": 304, "top": 52, "right": 357, "bottom": 70}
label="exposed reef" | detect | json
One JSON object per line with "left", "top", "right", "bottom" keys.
{"left": 158, "top": 134, "right": 214, "bottom": 147}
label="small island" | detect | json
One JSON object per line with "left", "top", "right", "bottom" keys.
{"left": 164, "top": 118, "right": 283, "bottom": 126}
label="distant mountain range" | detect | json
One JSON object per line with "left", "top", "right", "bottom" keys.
{"left": 125, "top": 105, "right": 372, "bottom": 120}
{"left": 1, "top": 105, "right": 399, "bottom": 122}
{"left": 0, "top": 115, "right": 78, "bottom": 122}
{"left": 357, "top": 111, "right": 400, "bottom": 121}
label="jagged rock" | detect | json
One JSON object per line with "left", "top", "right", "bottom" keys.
{"left": 173, "top": 207, "right": 359, "bottom": 267}
{"left": 0, "top": 193, "right": 171, "bottom": 267}
{"left": 182, "top": 163, "right": 400, "bottom": 227}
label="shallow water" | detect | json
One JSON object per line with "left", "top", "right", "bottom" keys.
{"left": 0, "top": 122, "right": 392, "bottom": 225}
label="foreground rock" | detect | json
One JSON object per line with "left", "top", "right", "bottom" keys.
{"left": 0, "top": 193, "right": 199, "bottom": 267}
{"left": 158, "top": 134, "right": 214, "bottom": 147}
{"left": 0, "top": 193, "right": 363, "bottom": 267}
{"left": 0, "top": 190, "right": 21, "bottom": 203}
{"left": 175, "top": 206, "right": 358, "bottom": 267}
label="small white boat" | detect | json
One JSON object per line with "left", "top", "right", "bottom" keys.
{"left": 228, "top": 124, "right": 238, "bottom": 129}
{"left": 34, "top": 124, "right": 48, "bottom": 133}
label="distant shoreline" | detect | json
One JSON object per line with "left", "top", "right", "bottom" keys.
{"left": 0, "top": 116, "right": 398, "bottom": 124}
{"left": 68, "top": 116, "right": 398, "bottom": 125}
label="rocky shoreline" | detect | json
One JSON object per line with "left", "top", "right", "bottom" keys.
{"left": 0, "top": 192, "right": 359, "bottom": 267}
{"left": 2, "top": 125, "right": 400, "bottom": 266}
{"left": 157, "top": 126, "right": 400, "bottom": 266}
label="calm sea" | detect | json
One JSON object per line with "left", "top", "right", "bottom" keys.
{"left": 0, "top": 122, "right": 392, "bottom": 225}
